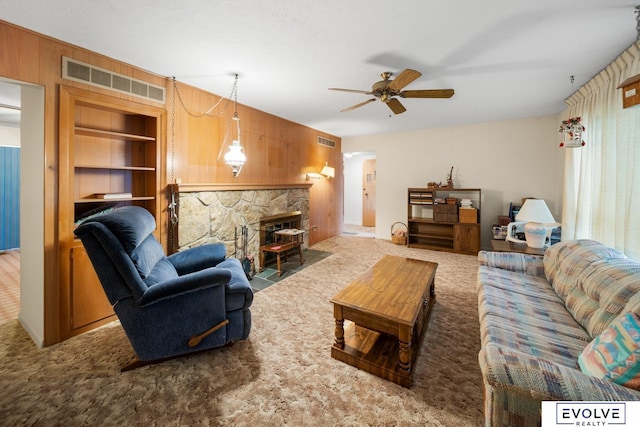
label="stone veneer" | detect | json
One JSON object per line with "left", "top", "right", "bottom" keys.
{"left": 178, "top": 188, "right": 310, "bottom": 268}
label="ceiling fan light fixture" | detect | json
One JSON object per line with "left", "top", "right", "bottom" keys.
{"left": 329, "top": 68, "right": 454, "bottom": 114}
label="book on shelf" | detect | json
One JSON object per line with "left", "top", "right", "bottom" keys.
{"left": 93, "top": 192, "right": 133, "bottom": 199}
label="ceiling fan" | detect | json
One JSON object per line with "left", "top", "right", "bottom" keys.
{"left": 329, "top": 68, "right": 454, "bottom": 114}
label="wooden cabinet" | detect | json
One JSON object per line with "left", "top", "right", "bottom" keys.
{"left": 407, "top": 188, "right": 481, "bottom": 255}
{"left": 59, "top": 86, "right": 164, "bottom": 338}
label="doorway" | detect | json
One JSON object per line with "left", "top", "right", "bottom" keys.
{"left": 343, "top": 152, "right": 376, "bottom": 237}
{"left": 0, "top": 80, "right": 21, "bottom": 324}
{"left": 0, "top": 77, "right": 45, "bottom": 346}
{"left": 362, "top": 158, "right": 376, "bottom": 227}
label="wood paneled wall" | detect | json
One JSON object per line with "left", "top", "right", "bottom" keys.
{"left": 0, "top": 19, "right": 343, "bottom": 346}
{"left": 168, "top": 80, "right": 343, "bottom": 244}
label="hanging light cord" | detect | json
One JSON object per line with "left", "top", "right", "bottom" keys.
{"left": 172, "top": 76, "right": 236, "bottom": 118}
{"left": 636, "top": 6, "right": 640, "bottom": 41}
{"left": 217, "top": 74, "right": 240, "bottom": 161}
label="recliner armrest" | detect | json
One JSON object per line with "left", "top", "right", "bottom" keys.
{"left": 137, "top": 267, "right": 231, "bottom": 306}
{"left": 167, "top": 243, "right": 227, "bottom": 275}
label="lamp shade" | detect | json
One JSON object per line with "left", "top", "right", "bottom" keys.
{"left": 516, "top": 199, "right": 557, "bottom": 249}
{"left": 320, "top": 164, "right": 335, "bottom": 178}
{"left": 516, "top": 199, "right": 555, "bottom": 224}
{"left": 224, "top": 141, "right": 246, "bottom": 167}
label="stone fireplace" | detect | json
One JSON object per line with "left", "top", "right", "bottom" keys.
{"left": 177, "top": 187, "right": 310, "bottom": 269}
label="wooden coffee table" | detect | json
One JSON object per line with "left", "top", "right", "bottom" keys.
{"left": 330, "top": 255, "right": 437, "bottom": 387}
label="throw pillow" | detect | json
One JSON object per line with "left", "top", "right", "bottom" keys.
{"left": 578, "top": 312, "right": 640, "bottom": 390}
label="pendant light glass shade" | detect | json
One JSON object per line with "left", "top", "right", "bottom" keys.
{"left": 224, "top": 139, "right": 246, "bottom": 177}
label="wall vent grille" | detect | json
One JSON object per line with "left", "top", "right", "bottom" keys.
{"left": 62, "top": 57, "right": 165, "bottom": 104}
{"left": 317, "top": 136, "right": 336, "bottom": 148}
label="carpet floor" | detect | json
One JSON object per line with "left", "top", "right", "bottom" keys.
{"left": 0, "top": 249, "right": 20, "bottom": 325}
{"left": 0, "top": 236, "right": 484, "bottom": 426}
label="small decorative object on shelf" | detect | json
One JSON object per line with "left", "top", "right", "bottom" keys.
{"left": 558, "top": 116, "right": 586, "bottom": 148}
{"left": 443, "top": 166, "right": 455, "bottom": 188}
{"left": 426, "top": 181, "right": 441, "bottom": 189}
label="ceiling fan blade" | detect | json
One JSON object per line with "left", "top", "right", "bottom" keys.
{"left": 340, "top": 98, "right": 376, "bottom": 112}
{"left": 387, "top": 69, "right": 422, "bottom": 92}
{"left": 328, "top": 87, "right": 372, "bottom": 94}
{"left": 386, "top": 98, "right": 406, "bottom": 114}
{"left": 400, "top": 89, "right": 455, "bottom": 98}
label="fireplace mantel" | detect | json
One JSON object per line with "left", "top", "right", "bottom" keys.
{"left": 177, "top": 183, "right": 313, "bottom": 192}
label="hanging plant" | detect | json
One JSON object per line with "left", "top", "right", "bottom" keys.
{"left": 558, "top": 116, "right": 586, "bottom": 148}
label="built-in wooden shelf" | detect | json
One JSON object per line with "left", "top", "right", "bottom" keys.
{"left": 75, "top": 126, "right": 156, "bottom": 141}
{"left": 59, "top": 85, "right": 164, "bottom": 341}
{"left": 76, "top": 196, "right": 155, "bottom": 204}
{"left": 75, "top": 164, "right": 156, "bottom": 171}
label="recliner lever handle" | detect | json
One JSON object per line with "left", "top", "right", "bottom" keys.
{"left": 188, "top": 319, "right": 230, "bottom": 347}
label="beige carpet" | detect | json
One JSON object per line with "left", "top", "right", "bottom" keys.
{"left": 0, "top": 236, "right": 484, "bottom": 426}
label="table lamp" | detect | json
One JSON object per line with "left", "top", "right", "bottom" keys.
{"left": 515, "top": 199, "right": 558, "bottom": 249}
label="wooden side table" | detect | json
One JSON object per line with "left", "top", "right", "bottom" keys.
{"left": 490, "top": 239, "right": 545, "bottom": 256}
{"left": 259, "top": 229, "right": 305, "bottom": 276}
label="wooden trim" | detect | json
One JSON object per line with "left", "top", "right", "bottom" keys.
{"left": 177, "top": 183, "right": 313, "bottom": 192}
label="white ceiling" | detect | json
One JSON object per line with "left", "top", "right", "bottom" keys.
{"left": 0, "top": 1, "right": 638, "bottom": 137}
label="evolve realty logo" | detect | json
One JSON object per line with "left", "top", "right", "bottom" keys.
{"left": 556, "top": 402, "right": 625, "bottom": 425}
{"left": 541, "top": 402, "right": 637, "bottom": 426}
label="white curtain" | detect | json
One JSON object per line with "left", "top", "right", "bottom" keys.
{"left": 562, "top": 41, "right": 640, "bottom": 260}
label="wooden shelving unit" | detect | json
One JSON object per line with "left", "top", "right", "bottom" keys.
{"left": 58, "top": 86, "right": 164, "bottom": 339}
{"left": 407, "top": 187, "right": 481, "bottom": 255}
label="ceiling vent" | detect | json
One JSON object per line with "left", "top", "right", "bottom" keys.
{"left": 62, "top": 57, "right": 165, "bottom": 104}
{"left": 317, "top": 136, "right": 336, "bottom": 148}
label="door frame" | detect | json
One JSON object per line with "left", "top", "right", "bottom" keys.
{"left": 342, "top": 151, "right": 376, "bottom": 229}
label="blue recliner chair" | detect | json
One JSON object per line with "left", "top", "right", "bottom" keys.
{"left": 74, "top": 205, "right": 253, "bottom": 370}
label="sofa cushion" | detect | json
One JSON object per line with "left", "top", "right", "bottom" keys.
{"left": 478, "top": 276, "right": 591, "bottom": 367}
{"left": 565, "top": 258, "right": 640, "bottom": 337}
{"left": 578, "top": 312, "right": 640, "bottom": 390}
{"left": 544, "top": 239, "right": 627, "bottom": 300}
{"left": 478, "top": 283, "right": 591, "bottom": 342}
{"left": 478, "top": 265, "right": 563, "bottom": 304}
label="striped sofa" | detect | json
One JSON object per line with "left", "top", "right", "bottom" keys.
{"left": 477, "top": 239, "right": 640, "bottom": 426}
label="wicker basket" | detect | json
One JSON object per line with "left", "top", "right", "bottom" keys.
{"left": 391, "top": 222, "right": 408, "bottom": 245}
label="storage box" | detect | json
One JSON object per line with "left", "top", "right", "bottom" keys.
{"left": 434, "top": 203, "right": 458, "bottom": 223}
{"left": 459, "top": 208, "right": 477, "bottom": 224}
{"left": 498, "top": 215, "right": 511, "bottom": 226}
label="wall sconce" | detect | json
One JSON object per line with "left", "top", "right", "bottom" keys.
{"left": 320, "top": 162, "right": 335, "bottom": 178}
{"left": 306, "top": 162, "right": 335, "bottom": 180}
{"left": 306, "top": 172, "right": 322, "bottom": 180}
